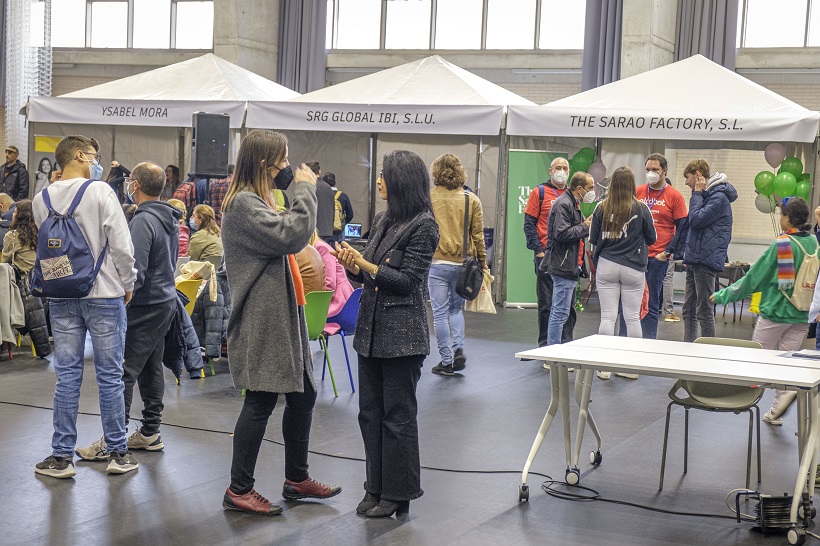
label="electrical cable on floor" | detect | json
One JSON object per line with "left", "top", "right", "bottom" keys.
{"left": 725, "top": 489, "right": 759, "bottom": 521}
{"left": 0, "top": 399, "right": 776, "bottom": 522}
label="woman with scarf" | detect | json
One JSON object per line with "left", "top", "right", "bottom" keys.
{"left": 219, "top": 129, "right": 340, "bottom": 516}
{"left": 712, "top": 197, "right": 817, "bottom": 425}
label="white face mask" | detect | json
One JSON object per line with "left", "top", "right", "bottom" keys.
{"left": 582, "top": 189, "right": 596, "bottom": 203}
{"left": 552, "top": 170, "right": 569, "bottom": 185}
{"left": 646, "top": 171, "right": 661, "bottom": 185}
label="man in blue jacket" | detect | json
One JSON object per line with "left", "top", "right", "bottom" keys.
{"left": 77, "top": 161, "right": 181, "bottom": 461}
{"left": 681, "top": 159, "right": 737, "bottom": 342}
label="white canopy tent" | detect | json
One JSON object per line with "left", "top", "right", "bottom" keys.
{"left": 23, "top": 53, "right": 299, "bottom": 182}
{"left": 247, "top": 55, "right": 535, "bottom": 231}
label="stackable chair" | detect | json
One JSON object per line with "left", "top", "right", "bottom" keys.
{"left": 303, "top": 291, "right": 337, "bottom": 396}
{"left": 175, "top": 279, "right": 201, "bottom": 316}
{"left": 324, "top": 288, "right": 361, "bottom": 394}
{"left": 659, "top": 337, "right": 765, "bottom": 490}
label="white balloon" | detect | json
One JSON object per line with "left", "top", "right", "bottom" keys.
{"left": 755, "top": 193, "right": 776, "bottom": 214}
{"left": 588, "top": 161, "right": 607, "bottom": 184}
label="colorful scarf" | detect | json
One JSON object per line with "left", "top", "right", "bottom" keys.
{"left": 777, "top": 228, "right": 799, "bottom": 289}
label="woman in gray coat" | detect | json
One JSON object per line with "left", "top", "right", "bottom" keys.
{"left": 220, "top": 129, "right": 340, "bottom": 516}
{"left": 335, "top": 150, "right": 439, "bottom": 518}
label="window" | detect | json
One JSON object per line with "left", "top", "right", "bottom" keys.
{"left": 327, "top": 0, "right": 585, "bottom": 50}
{"left": 50, "top": 0, "right": 213, "bottom": 49}
{"left": 30, "top": 1, "right": 46, "bottom": 47}
{"left": 739, "top": 0, "right": 817, "bottom": 48}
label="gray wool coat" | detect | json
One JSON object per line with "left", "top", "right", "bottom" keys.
{"left": 221, "top": 182, "right": 317, "bottom": 393}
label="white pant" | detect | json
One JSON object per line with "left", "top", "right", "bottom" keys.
{"left": 752, "top": 317, "right": 808, "bottom": 416}
{"left": 596, "top": 257, "right": 645, "bottom": 338}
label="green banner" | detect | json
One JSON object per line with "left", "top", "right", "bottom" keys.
{"left": 504, "top": 150, "right": 568, "bottom": 306}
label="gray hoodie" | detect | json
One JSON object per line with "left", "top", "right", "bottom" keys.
{"left": 129, "top": 200, "right": 182, "bottom": 306}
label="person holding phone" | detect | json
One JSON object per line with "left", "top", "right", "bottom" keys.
{"left": 220, "top": 129, "right": 340, "bottom": 516}
{"left": 333, "top": 150, "right": 439, "bottom": 518}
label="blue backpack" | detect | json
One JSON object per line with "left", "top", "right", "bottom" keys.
{"left": 31, "top": 180, "right": 109, "bottom": 299}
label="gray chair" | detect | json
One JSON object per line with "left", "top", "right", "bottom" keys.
{"left": 659, "top": 337, "right": 765, "bottom": 490}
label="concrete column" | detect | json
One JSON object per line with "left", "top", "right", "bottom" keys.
{"left": 213, "top": 0, "right": 279, "bottom": 81}
{"left": 620, "top": 0, "right": 677, "bottom": 78}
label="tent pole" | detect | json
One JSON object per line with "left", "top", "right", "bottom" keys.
{"left": 493, "top": 128, "right": 508, "bottom": 303}
{"left": 475, "top": 136, "right": 483, "bottom": 195}
{"left": 178, "top": 128, "right": 185, "bottom": 175}
{"left": 369, "top": 133, "right": 377, "bottom": 227}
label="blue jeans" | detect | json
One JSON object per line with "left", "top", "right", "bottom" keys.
{"left": 428, "top": 264, "right": 465, "bottom": 366}
{"left": 49, "top": 298, "right": 128, "bottom": 457}
{"left": 642, "top": 258, "right": 668, "bottom": 339}
{"left": 547, "top": 274, "right": 577, "bottom": 346}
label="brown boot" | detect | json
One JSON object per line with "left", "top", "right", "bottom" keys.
{"left": 222, "top": 488, "right": 282, "bottom": 515}
{"left": 282, "top": 477, "right": 341, "bottom": 500}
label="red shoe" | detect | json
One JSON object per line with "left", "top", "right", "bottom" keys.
{"left": 282, "top": 477, "right": 342, "bottom": 500}
{"left": 222, "top": 488, "right": 282, "bottom": 515}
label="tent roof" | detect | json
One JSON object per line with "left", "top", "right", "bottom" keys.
{"left": 290, "top": 55, "right": 535, "bottom": 106}
{"left": 61, "top": 53, "right": 300, "bottom": 101}
{"left": 507, "top": 54, "right": 820, "bottom": 142}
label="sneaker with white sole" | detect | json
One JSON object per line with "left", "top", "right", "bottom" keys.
{"left": 615, "top": 373, "right": 639, "bottom": 379}
{"left": 76, "top": 436, "right": 108, "bottom": 461}
{"left": 106, "top": 451, "right": 139, "bottom": 474}
{"left": 597, "top": 371, "right": 611, "bottom": 380}
{"left": 127, "top": 430, "right": 164, "bottom": 451}
{"left": 763, "top": 410, "right": 784, "bottom": 426}
{"left": 35, "top": 455, "right": 76, "bottom": 479}
{"left": 664, "top": 314, "right": 681, "bottom": 322}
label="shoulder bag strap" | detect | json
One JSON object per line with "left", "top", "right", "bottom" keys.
{"left": 462, "top": 193, "right": 471, "bottom": 260}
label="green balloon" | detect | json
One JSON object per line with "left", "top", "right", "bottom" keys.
{"left": 580, "top": 201, "right": 596, "bottom": 218}
{"left": 795, "top": 180, "right": 811, "bottom": 200}
{"left": 754, "top": 171, "right": 775, "bottom": 196}
{"left": 780, "top": 157, "right": 803, "bottom": 178}
{"left": 798, "top": 173, "right": 811, "bottom": 184}
{"left": 773, "top": 171, "right": 797, "bottom": 197}
{"left": 576, "top": 147, "right": 596, "bottom": 163}
{"left": 570, "top": 155, "right": 591, "bottom": 173}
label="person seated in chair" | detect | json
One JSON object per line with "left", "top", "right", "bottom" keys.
{"left": 188, "top": 204, "right": 222, "bottom": 262}
{"left": 310, "top": 231, "right": 354, "bottom": 322}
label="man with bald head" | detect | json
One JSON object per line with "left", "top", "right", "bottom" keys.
{"left": 77, "top": 161, "right": 182, "bottom": 462}
{"left": 523, "top": 156, "right": 576, "bottom": 350}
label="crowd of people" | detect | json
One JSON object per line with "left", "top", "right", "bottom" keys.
{"left": 8, "top": 130, "right": 820, "bottom": 519}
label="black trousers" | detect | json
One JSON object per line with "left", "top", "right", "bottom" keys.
{"left": 535, "top": 257, "right": 575, "bottom": 346}
{"left": 229, "top": 370, "right": 316, "bottom": 495}
{"left": 122, "top": 300, "right": 176, "bottom": 436}
{"left": 358, "top": 353, "right": 424, "bottom": 502}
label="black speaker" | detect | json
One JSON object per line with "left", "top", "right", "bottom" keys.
{"left": 191, "top": 112, "right": 229, "bottom": 178}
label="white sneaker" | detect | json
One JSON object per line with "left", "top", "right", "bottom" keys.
{"left": 75, "top": 436, "right": 108, "bottom": 461}
{"left": 596, "top": 371, "right": 611, "bottom": 380}
{"left": 763, "top": 410, "right": 784, "bottom": 426}
{"left": 127, "top": 430, "right": 164, "bottom": 451}
{"left": 615, "top": 373, "right": 639, "bottom": 379}
{"left": 106, "top": 451, "right": 139, "bottom": 474}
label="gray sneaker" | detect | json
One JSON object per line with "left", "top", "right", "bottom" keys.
{"left": 76, "top": 436, "right": 108, "bottom": 461}
{"left": 106, "top": 451, "right": 139, "bottom": 474}
{"left": 35, "top": 455, "right": 76, "bottom": 479}
{"left": 127, "top": 430, "right": 164, "bottom": 451}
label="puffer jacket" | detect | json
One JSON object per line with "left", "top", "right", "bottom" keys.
{"left": 163, "top": 292, "right": 204, "bottom": 379}
{"left": 191, "top": 273, "right": 229, "bottom": 359}
{"left": 16, "top": 275, "right": 50, "bottom": 357}
{"left": 683, "top": 172, "right": 738, "bottom": 272}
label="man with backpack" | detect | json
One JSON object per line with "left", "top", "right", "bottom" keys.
{"left": 522, "top": 156, "right": 574, "bottom": 349}
{"left": 32, "top": 135, "right": 138, "bottom": 478}
{"left": 322, "top": 172, "right": 353, "bottom": 243}
{"left": 76, "top": 161, "right": 181, "bottom": 461}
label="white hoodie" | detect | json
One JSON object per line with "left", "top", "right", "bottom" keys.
{"left": 32, "top": 178, "right": 136, "bottom": 298}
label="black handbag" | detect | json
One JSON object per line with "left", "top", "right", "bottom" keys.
{"left": 455, "top": 193, "right": 483, "bottom": 301}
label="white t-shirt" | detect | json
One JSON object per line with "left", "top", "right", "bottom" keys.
{"left": 33, "top": 177, "right": 136, "bottom": 298}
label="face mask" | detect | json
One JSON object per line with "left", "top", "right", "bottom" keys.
{"left": 89, "top": 159, "right": 104, "bottom": 180}
{"left": 582, "top": 189, "right": 596, "bottom": 203}
{"left": 646, "top": 171, "right": 661, "bottom": 185}
{"left": 552, "top": 170, "right": 569, "bottom": 185}
{"left": 273, "top": 165, "right": 294, "bottom": 191}
{"left": 127, "top": 183, "right": 136, "bottom": 203}
{"left": 189, "top": 218, "right": 197, "bottom": 230}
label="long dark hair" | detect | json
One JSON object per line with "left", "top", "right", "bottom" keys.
{"left": 382, "top": 150, "right": 433, "bottom": 224}
{"left": 10, "top": 199, "right": 38, "bottom": 250}
{"left": 600, "top": 167, "right": 637, "bottom": 235}
{"left": 782, "top": 197, "right": 811, "bottom": 231}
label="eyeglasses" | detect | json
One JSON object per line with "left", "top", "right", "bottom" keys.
{"left": 82, "top": 150, "right": 102, "bottom": 162}
{"left": 4, "top": 149, "right": 17, "bottom": 155}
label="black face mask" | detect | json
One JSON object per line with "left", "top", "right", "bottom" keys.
{"left": 273, "top": 166, "right": 294, "bottom": 191}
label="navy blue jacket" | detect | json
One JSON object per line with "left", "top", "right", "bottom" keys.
{"left": 129, "top": 200, "right": 181, "bottom": 306}
{"left": 682, "top": 174, "right": 738, "bottom": 272}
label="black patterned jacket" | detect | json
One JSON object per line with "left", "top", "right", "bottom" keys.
{"left": 348, "top": 211, "right": 439, "bottom": 359}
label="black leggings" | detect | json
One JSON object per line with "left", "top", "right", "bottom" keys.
{"left": 229, "top": 370, "right": 317, "bottom": 495}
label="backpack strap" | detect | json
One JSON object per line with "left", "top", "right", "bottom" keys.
{"left": 462, "top": 193, "right": 471, "bottom": 260}
{"left": 538, "top": 184, "right": 544, "bottom": 209}
{"left": 788, "top": 235, "right": 818, "bottom": 257}
{"left": 335, "top": 191, "right": 342, "bottom": 200}
{"left": 42, "top": 180, "right": 95, "bottom": 216}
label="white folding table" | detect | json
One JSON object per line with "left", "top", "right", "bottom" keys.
{"left": 516, "top": 336, "right": 820, "bottom": 545}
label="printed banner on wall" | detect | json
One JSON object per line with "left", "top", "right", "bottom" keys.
{"left": 32, "top": 135, "right": 61, "bottom": 196}
{"left": 504, "top": 150, "right": 567, "bottom": 307}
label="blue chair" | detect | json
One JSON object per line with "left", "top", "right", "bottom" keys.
{"left": 323, "top": 288, "right": 361, "bottom": 394}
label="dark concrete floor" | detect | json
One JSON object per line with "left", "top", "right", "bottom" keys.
{"left": 0, "top": 298, "right": 813, "bottom": 545}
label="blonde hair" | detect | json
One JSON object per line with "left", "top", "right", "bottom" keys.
{"left": 223, "top": 129, "right": 288, "bottom": 211}
{"left": 309, "top": 230, "right": 319, "bottom": 246}
{"left": 167, "top": 198, "right": 186, "bottom": 222}
{"left": 192, "top": 204, "right": 220, "bottom": 236}
{"left": 431, "top": 153, "right": 467, "bottom": 190}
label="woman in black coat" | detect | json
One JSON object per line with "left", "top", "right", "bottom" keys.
{"left": 334, "top": 150, "right": 439, "bottom": 518}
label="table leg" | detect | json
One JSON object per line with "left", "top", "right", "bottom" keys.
{"left": 572, "top": 369, "right": 599, "bottom": 472}
{"left": 798, "top": 393, "right": 807, "bottom": 461}
{"left": 790, "top": 390, "right": 819, "bottom": 529}
{"left": 520, "top": 363, "right": 563, "bottom": 500}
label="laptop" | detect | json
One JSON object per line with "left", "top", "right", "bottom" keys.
{"left": 344, "top": 223, "right": 363, "bottom": 240}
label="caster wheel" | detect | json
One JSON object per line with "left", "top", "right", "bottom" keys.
{"left": 590, "top": 450, "right": 602, "bottom": 465}
{"left": 797, "top": 505, "right": 816, "bottom": 521}
{"left": 519, "top": 485, "right": 529, "bottom": 502}
{"left": 565, "top": 467, "right": 580, "bottom": 486}
{"left": 787, "top": 526, "right": 806, "bottom": 545}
